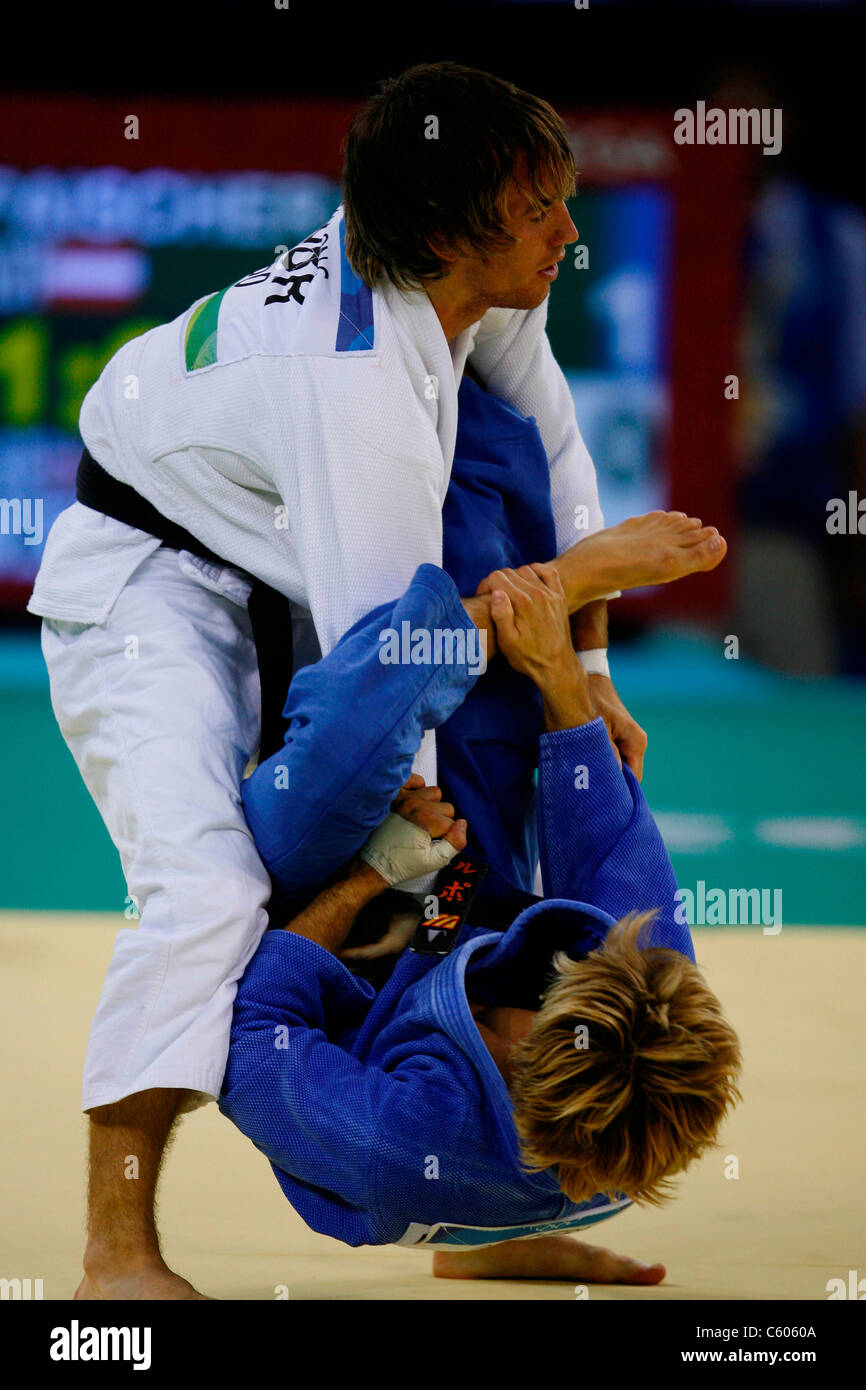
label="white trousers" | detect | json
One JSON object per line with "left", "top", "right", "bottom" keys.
{"left": 41, "top": 547, "right": 272, "bottom": 1113}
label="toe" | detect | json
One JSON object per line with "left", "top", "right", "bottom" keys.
{"left": 620, "top": 1260, "right": 667, "bottom": 1286}
{"left": 585, "top": 1245, "right": 668, "bottom": 1285}
{"left": 692, "top": 535, "right": 726, "bottom": 568}
{"left": 683, "top": 525, "right": 717, "bottom": 545}
{"left": 685, "top": 526, "right": 726, "bottom": 553}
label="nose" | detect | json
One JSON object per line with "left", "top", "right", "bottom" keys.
{"left": 554, "top": 202, "right": 578, "bottom": 247}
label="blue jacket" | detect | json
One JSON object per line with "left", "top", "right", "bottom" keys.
{"left": 220, "top": 718, "right": 693, "bottom": 1248}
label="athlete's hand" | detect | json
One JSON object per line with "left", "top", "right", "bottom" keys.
{"left": 390, "top": 774, "right": 460, "bottom": 841}
{"left": 339, "top": 908, "right": 419, "bottom": 963}
{"left": 360, "top": 777, "right": 467, "bottom": 887}
{"left": 586, "top": 675, "right": 647, "bottom": 781}
{"left": 483, "top": 564, "right": 576, "bottom": 684}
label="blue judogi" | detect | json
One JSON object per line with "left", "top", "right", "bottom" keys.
{"left": 223, "top": 552, "right": 693, "bottom": 1247}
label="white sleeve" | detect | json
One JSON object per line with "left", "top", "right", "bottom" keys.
{"left": 468, "top": 301, "right": 605, "bottom": 554}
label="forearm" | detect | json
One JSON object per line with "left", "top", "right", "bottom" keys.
{"left": 531, "top": 657, "right": 651, "bottom": 893}
{"left": 283, "top": 861, "right": 387, "bottom": 954}
{"left": 536, "top": 718, "right": 684, "bottom": 944}
{"left": 570, "top": 598, "right": 608, "bottom": 652}
{"left": 536, "top": 652, "right": 597, "bottom": 733}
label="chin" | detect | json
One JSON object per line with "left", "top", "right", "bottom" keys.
{"left": 525, "top": 277, "right": 553, "bottom": 307}
{"left": 491, "top": 283, "right": 550, "bottom": 312}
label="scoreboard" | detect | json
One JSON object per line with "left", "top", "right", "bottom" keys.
{"left": 0, "top": 97, "right": 750, "bottom": 618}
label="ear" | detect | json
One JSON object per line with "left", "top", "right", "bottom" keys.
{"left": 426, "top": 231, "right": 461, "bottom": 268}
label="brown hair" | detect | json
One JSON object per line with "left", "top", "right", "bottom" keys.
{"left": 341, "top": 62, "right": 577, "bottom": 291}
{"left": 511, "top": 912, "right": 743, "bottom": 1206}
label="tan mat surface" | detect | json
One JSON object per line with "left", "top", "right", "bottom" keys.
{"left": 1, "top": 915, "right": 863, "bottom": 1301}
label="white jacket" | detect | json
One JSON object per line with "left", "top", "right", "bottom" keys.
{"left": 29, "top": 204, "right": 602, "bottom": 656}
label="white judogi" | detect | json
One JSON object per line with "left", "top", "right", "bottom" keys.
{"left": 30, "top": 204, "right": 605, "bottom": 1111}
{"left": 41, "top": 546, "right": 270, "bottom": 1111}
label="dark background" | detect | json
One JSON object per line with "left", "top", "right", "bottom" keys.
{"left": 4, "top": 1, "right": 862, "bottom": 209}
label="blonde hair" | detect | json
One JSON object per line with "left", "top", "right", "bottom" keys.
{"left": 510, "top": 912, "right": 742, "bottom": 1207}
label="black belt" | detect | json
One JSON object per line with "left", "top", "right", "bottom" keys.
{"left": 75, "top": 446, "right": 293, "bottom": 762}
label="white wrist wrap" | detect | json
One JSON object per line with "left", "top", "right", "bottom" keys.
{"left": 360, "top": 813, "right": 459, "bottom": 887}
{"left": 577, "top": 648, "right": 610, "bottom": 678}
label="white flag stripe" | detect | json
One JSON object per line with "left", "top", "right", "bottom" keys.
{"left": 43, "top": 247, "right": 149, "bottom": 303}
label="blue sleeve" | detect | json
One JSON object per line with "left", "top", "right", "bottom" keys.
{"left": 241, "top": 564, "right": 480, "bottom": 907}
{"left": 537, "top": 718, "right": 694, "bottom": 960}
{"left": 219, "top": 932, "right": 458, "bottom": 1215}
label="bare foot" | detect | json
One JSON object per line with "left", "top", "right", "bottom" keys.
{"left": 75, "top": 1261, "right": 214, "bottom": 1300}
{"left": 476, "top": 511, "right": 726, "bottom": 613}
{"left": 567, "top": 510, "right": 726, "bottom": 604}
{"left": 432, "top": 1233, "right": 666, "bottom": 1285}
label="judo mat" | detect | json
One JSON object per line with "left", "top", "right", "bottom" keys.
{"left": 1, "top": 913, "right": 863, "bottom": 1301}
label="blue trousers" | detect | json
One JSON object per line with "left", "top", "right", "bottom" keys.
{"left": 437, "top": 375, "right": 557, "bottom": 899}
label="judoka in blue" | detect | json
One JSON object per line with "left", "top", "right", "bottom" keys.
{"left": 220, "top": 378, "right": 694, "bottom": 1249}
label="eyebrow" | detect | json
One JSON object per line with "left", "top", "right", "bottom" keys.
{"left": 514, "top": 181, "right": 554, "bottom": 210}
